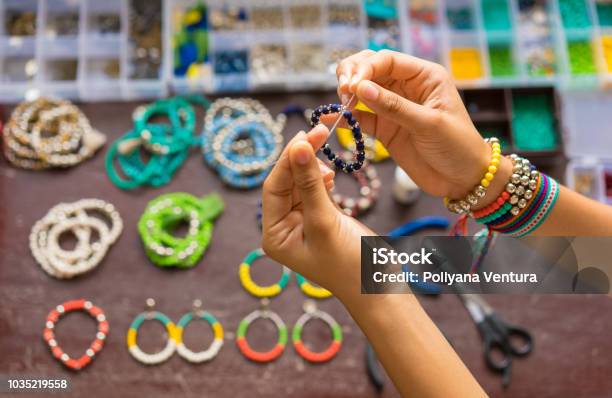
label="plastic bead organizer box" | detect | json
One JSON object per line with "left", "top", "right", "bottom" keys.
{"left": 3, "top": 0, "right": 612, "bottom": 102}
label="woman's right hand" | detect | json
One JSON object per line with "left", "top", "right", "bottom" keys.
{"left": 337, "top": 49, "right": 511, "bottom": 203}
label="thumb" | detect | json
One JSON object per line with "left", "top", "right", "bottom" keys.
{"left": 355, "top": 80, "right": 435, "bottom": 130}
{"left": 288, "top": 140, "right": 335, "bottom": 220}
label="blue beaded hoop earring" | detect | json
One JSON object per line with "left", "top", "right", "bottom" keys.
{"left": 310, "top": 103, "right": 366, "bottom": 173}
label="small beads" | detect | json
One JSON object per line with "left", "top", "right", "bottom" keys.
{"left": 310, "top": 103, "right": 366, "bottom": 174}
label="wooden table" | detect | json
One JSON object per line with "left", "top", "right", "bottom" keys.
{"left": 1, "top": 93, "right": 610, "bottom": 398}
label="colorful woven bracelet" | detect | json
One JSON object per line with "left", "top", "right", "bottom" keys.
{"left": 239, "top": 248, "right": 291, "bottom": 298}
{"left": 126, "top": 299, "right": 178, "bottom": 365}
{"left": 445, "top": 137, "right": 501, "bottom": 214}
{"left": 512, "top": 175, "right": 559, "bottom": 237}
{"left": 296, "top": 273, "right": 332, "bottom": 299}
{"left": 43, "top": 299, "right": 109, "bottom": 371}
{"left": 138, "top": 192, "right": 224, "bottom": 268}
{"left": 292, "top": 301, "right": 342, "bottom": 363}
{"left": 236, "top": 302, "right": 288, "bottom": 363}
{"left": 176, "top": 300, "right": 224, "bottom": 363}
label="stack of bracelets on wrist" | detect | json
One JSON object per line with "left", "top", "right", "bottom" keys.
{"left": 44, "top": 299, "right": 109, "bottom": 370}
{"left": 310, "top": 103, "right": 366, "bottom": 173}
{"left": 105, "top": 95, "right": 210, "bottom": 190}
{"left": 445, "top": 137, "right": 501, "bottom": 214}
{"left": 475, "top": 155, "right": 559, "bottom": 237}
{"left": 331, "top": 151, "right": 381, "bottom": 217}
{"left": 3, "top": 97, "right": 105, "bottom": 170}
{"left": 202, "top": 98, "right": 285, "bottom": 189}
{"left": 448, "top": 144, "right": 559, "bottom": 237}
{"left": 30, "top": 199, "right": 123, "bottom": 279}
{"left": 137, "top": 192, "right": 224, "bottom": 268}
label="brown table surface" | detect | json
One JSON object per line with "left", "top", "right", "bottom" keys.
{"left": 1, "top": 92, "right": 611, "bottom": 398}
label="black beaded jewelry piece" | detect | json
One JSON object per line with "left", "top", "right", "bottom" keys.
{"left": 310, "top": 103, "right": 366, "bottom": 173}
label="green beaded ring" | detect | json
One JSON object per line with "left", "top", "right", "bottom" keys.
{"left": 138, "top": 192, "right": 224, "bottom": 268}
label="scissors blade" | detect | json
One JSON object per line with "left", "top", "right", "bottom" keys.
{"left": 462, "top": 295, "right": 487, "bottom": 323}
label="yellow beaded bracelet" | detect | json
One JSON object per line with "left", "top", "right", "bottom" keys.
{"left": 445, "top": 137, "right": 501, "bottom": 214}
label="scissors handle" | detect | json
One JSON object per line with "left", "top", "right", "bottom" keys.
{"left": 487, "top": 314, "right": 534, "bottom": 357}
{"left": 482, "top": 332, "right": 513, "bottom": 372}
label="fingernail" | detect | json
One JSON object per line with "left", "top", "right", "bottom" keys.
{"left": 349, "top": 74, "right": 360, "bottom": 89}
{"left": 341, "top": 93, "right": 350, "bottom": 105}
{"left": 360, "top": 81, "right": 379, "bottom": 101}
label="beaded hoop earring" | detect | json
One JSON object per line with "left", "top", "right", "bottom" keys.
{"left": 236, "top": 298, "right": 288, "bottom": 363}
{"left": 331, "top": 153, "right": 381, "bottom": 217}
{"left": 239, "top": 248, "right": 291, "bottom": 298}
{"left": 175, "top": 300, "right": 224, "bottom": 363}
{"left": 126, "top": 299, "right": 178, "bottom": 365}
{"left": 295, "top": 274, "right": 332, "bottom": 299}
{"left": 310, "top": 103, "right": 366, "bottom": 173}
{"left": 138, "top": 192, "right": 224, "bottom": 268}
{"left": 43, "top": 299, "right": 109, "bottom": 370}
{"left": 292, "top": 300, "right": 343, "bottom": 363}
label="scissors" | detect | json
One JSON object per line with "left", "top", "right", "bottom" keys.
{"left": 455, "top": 283, "right": 534, "bottom": 387}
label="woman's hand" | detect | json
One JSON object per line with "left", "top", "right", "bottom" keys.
{"left": 261, "top": 125, "right": 374, "bottom": 302}
{"left": 337, "top": 49, "right": 511, "bottom": 203}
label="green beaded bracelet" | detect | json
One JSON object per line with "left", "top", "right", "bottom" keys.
{"left": 138, "top": 192, "right": 224, "bottom": 268}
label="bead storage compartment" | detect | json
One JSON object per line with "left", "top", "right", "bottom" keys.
{"left": 563, "top": 91, "right": 612, "bottom": 205}
{"left": 80, "top": 0, "right": 123, "bottom": 101}
{"left": 0, "top": 0, "right": 38, "bottom": 101}
{"left": 461, "top": 87, "right": 562, "bottom": 159}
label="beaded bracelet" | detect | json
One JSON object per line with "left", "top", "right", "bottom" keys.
{"left": 331, "top": 153, "right": 381, "bottom": 217}
{"left": 337, "top": 100, "right": 390, "bottom": 162}
{"left": 106, "top": 95, "right": 209, "bottom": 190}
{"left": 127, "top": 299, "right": 178, "bottom": 365}
{"left": 44, "top": 299, "right": 109, "bottom": 370}
{"left": 239, "top": 248, "right": 291, "bottom": 298}
{"left": 138, "top": 192, "right": 224, "bottom": 268}
{"left": 236, "top": 298, "right": 288, "bottom": 363}
{"left": 30, "top": 199, "right": 123, "bottom": 279}
{"left": 202, "top": 98, "right": 285, "bottom": 189}
{"left": 445, "top": 137, "right": 501, "bottom": 214}
{"left": 176, "top": 299, "right": 224, "bottom": 363}
{"left": 4, "top": 97, "right": 105, "bottom": 170}
{"left": 292, "top": 300, "right": 343, "bottom": 363}
{"left": 474, "top": 155, "right": 537, "bottom": 223}
{"left": 310, "top": 103, "right": 366, "bottom": 173}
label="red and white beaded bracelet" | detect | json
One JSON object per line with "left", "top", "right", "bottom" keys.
{"left": 43, "top": 299, "right": 109, "bottom": 370}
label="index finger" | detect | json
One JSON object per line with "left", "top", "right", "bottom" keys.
{"left": 348, "top": 50, "right": 434, "bottom": 92}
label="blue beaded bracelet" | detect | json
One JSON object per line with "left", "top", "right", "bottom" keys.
{"left": 310, "top": 103, "right": 366, "bottom": 173}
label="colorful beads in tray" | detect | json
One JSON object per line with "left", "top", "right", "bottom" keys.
{"left": 488, "top": 44, "right": 516, "bottom": 77}
{"left": 567, "top": 40, "right": 596, "bottom": 75}
{"left": 559, "top": 0, "right": 592, "bottom": 29}
{"left": 602, "top": 36, "right": 612, "bottom": 72}
{"left": 511, "top": 93, "right": 558, "bottom": 152}
{"left": 173, "top": 2, "right": 209, "bottom": 78}
{"left": 450, "top": 48, "right": 484, "bottom": 80}
{"left": 596, "top": 1, "right": 612, "bottom": 26}
{"left": 481, "top": 0, "right": 512, "bottom": 31}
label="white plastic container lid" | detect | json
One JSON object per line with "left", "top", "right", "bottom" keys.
{"left": 561, "top": 91, "right": 612, "bottom": 160}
